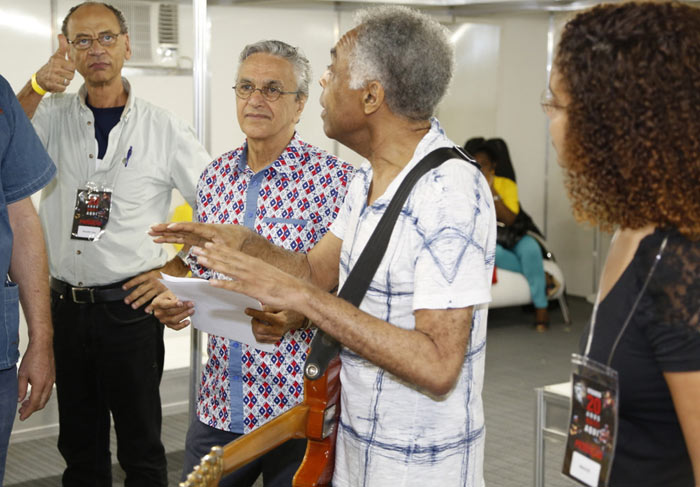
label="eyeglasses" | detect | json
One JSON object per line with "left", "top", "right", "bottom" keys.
{"left": 540, "top": 90, "right": 567, "bottom": 115}
{"left": 68, "top": 32, "right": 122, "bottom": 50}
{"left": 233, "top": 83, "right": 300, "bottom": 102}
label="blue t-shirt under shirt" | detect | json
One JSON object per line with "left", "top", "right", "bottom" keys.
{"left": 86, "top": 99, "right": 123, "bottom": 159}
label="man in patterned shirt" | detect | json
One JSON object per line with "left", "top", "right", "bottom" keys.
{"left": 153, "top": 7, "right": 495, "bottom": 486}
{"left": 152, "top": 40, "right": 353, "bottom": 486}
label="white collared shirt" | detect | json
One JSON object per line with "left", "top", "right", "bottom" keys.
{"left": 32, "top": 79, "right": 211, "bottom": 286}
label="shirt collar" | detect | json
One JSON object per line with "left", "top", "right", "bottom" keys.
{"left": 239, "top": 132, "right": 307, "bottom": 179}
{"left": 78, "top": 77, "right": 134, "bottom": 120}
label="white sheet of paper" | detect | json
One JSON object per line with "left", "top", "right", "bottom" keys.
{"left": 160, "top": 274, "right": 274, "bottom": 353}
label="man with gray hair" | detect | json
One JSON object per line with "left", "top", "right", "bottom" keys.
{"left": 152, "top": 7, "right": 494, "bottom": 486}
{"left": 152, "top": 39, "right": 354, "bottom": 486}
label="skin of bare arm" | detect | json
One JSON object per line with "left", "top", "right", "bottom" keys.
{"left": 191, "top": 239, "right": 472, "bottom": 397}
{"left": 7, "top": 197, "right": 55, "bottom": 420}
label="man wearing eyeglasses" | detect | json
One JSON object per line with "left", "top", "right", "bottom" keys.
{"left": 151, "top": 40, "right": 353, "bottom": 486}
{"left": 15, "top": 2, "right": 210, "bottom": 486}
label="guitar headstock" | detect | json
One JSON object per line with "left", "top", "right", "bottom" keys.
{"left": 179, "top": 445, "right": 224, "bottom": 487}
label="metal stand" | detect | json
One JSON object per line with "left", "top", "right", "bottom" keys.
{"left": 534, "top": 382, "right": 571, "bottom": 487}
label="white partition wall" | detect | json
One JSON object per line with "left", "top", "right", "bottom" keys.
{"left": 437, "top": 22, "right": 501, "bottom": 148}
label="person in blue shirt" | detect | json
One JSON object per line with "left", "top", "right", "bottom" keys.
{"left": 0, "top": 73, "right": 56, "bottom": 485}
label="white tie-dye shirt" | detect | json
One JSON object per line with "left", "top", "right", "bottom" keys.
{"left": 329, "top": 119, "right": 496, "bottom": 487}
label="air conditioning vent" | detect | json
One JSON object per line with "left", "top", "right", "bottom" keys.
{"left": 158, "top": 4, "right": 178, "bottom": 45}
{"left": 110, "top": 1, "right": 180, "bottom": 67}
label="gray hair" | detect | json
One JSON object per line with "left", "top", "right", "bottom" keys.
{"left": 349, "top": 6, "right": 454, "bottom": 120}
{"left": 238, "top": 40, "right": 312, "bottom": 99}
{"left": 62, "top": 2, "right": 128, "bottom": 37}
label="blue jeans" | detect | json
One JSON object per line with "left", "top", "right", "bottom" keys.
{"left": 495, "top": 235, "right": 548, "bottom": 309}
{"left": 0, "top": 365, "right": 18, "bottom": 486}
{"left": 182, "top": 417, "right": 306, "bottom": 487}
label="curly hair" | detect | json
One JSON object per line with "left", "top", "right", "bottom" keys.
{"left": 554, "top": 1, "right": 700, "bottom": 239}
{"left": 349, "top": 6, "right": 454, "bottom": 121}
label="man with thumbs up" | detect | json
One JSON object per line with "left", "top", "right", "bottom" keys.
{"left": 16, "top": 2, "right": 210, "bottom": 486}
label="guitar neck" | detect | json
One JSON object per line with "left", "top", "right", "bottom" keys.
{"left": 220, "top": 403, "right": 310, "bottom": 474}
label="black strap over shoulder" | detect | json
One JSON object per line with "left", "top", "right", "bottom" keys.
{"left": 304, "top": 146, "right": 476, "bottom": 379}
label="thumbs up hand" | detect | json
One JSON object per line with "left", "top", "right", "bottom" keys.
{"left": 34, "top": 35, "right": 76, "bottom": 93}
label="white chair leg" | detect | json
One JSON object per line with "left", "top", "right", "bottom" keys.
{"left": 558, "top": 294, "right": 571, "bottom": 325}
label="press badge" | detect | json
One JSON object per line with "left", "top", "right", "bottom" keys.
{"left": 562, "top": 354, "right": 618, "bottom": 487}
{"left": 71, "top": 183, "right": 113, "bottom": 241}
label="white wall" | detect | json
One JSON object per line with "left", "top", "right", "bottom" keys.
{"left": 0, "top": 0, "right": 55, "bottom": 92}
{"left": 443, "top": 10, "right": 601, "bottom": 297}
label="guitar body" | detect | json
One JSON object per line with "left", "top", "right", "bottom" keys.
{"left": 294, "top": 356, "right": 342, "bottom": 487}
{"left": 180, "top": 355, "right": 342, "bottom": 487}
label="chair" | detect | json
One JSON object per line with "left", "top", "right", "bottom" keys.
{"left": 490, "top": 229, "right": 571, "bottom": 324}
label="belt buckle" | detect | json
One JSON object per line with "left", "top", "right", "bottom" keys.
{"left": 71, "top": 287, "right": 95, "bottom": 304}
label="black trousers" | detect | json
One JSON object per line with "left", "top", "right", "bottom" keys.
{"left": 51, "top": 290, "right": 167, "bottom": 487}
{"left": 182, "top": 417, "right": 306, "bottom": 487}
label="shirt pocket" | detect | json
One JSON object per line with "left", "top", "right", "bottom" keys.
{"left": 1, "top": 281, "right": 20, "bottom": 368}
{"left": 260, "top": 217, "right": 310, "bottom": 250}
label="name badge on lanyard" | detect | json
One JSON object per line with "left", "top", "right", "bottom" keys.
{"left": 563, "top": 354, "right": 618, "bottom": 486}
{"left": 562, "top": 235, "right": 667, "bottom": 487}
{"left": 71, "top": 182, "right": 113, "bottom": 241}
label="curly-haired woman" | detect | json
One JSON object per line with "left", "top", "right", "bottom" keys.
{"left": 546, "top": 2, "right": 700, "bottom": 486}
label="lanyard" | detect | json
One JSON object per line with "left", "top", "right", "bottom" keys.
{"left": 82, "top": 117, "right": 131, "bottom": 191}
{"left": 584, "top": 234, "right": 668, "bottom": 366}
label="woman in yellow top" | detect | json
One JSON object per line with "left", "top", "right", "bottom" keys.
{"left": 466, "top": 137, "right": 552, "bottom": 331}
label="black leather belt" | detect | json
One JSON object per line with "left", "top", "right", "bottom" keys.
{"left": 50, "top": 277, "right": 131, "bottom": 304}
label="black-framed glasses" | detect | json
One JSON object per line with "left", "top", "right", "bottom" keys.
{"left": 540, "top": 89, "right": 567, "bottom": 115}
{"left": 233, "top": 82, "right": 300, "bottom": 102}
{"left": 68, "top": 32, "right": 122, "bottom": 50}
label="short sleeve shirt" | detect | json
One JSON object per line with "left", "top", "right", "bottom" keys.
{"left": 0, "top": 74, "right": 56, "bottom": 369}
{"left": 329, "top": 119, "right": 496, "bottom": 487}
{"left": 191, "top": 133, "right": 354, "bottom": 433}
{"left": 586, "top": 229, "right": 700, "bottom": 486}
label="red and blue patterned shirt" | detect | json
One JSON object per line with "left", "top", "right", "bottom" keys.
{"left": 191, "top": 133, "right": 353, "bottom": 433}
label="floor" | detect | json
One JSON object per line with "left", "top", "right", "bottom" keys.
{"left": 5, "top": 297, "right": 590, "bottom": 486}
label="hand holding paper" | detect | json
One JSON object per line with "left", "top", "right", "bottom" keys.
{"left": 159, "top": 274, "right": 274, "bottom": 353}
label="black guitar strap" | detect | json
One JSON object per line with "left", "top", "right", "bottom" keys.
{"left": 304, "top": 146, "right": 478, "bottom": 379}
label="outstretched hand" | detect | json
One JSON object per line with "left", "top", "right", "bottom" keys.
{"left": 150, "top": 222, "right": 255, "bottom": 251}
{"left": 191, "top": 243, "right": 307, "bottom": 315}
{"left": 35, "top": 36, "right": 76, "bottom": 94}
